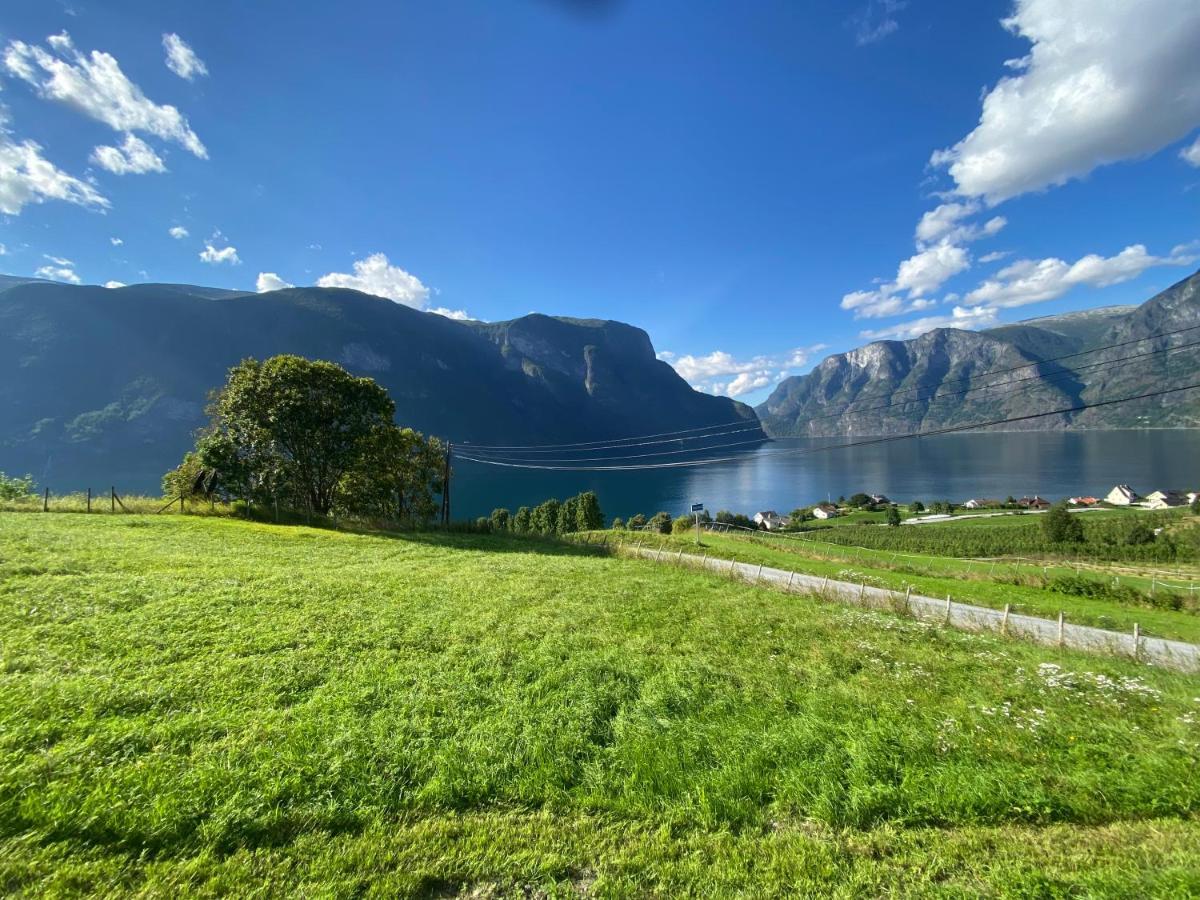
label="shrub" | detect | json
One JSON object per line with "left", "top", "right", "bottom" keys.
{"left": 1041, "top": 503, "right": 1084, "bottom": 543}
{"left": 672, "top": 515, "right": 693, "bottom": 535}
{"left": 0, "top": 471, "right": 36, "bottom": 500}
{"left": 611, "top": 517, "right": 625, "bottom": 530}
{"left": 489, "top": 508, "right": 511, "bottom": 532}
{"left": 648, "top": 511, "right": 672, "bottom": 534}
{"left": 886, "top": 505, "right": 901, "bottom": 527}
{"left": 628, "top": 513, "right": 647, "bottom": 530}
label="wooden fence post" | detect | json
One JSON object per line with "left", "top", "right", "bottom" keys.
{"left": 755, "top": 564, "right": 763, "bottom": 585}
{"left": 945, "top": 594, "right": 952, "bottom": 623}
{"left": 111, "top": 486, "right": 115, "bottom": 513}
{"left": 43, "top": 488, "right": 48, "bottom": 512}
{"left": 1001, "top": 603, "right": 1010, "bottom": 635}
{"left": 787, "top": 571, "right": 795, "bottom": 591}
{"left": 1132, "top": 622, "right": 1141, "bottom": 661}
{"left": 904, "top": 585, "right": 912, "bottom": 613}
{"left": 1057, "top": 611, "right": 1065, "bottom": 647}
{"left": 728, "top": 558, "right": 737, "bottom": 578}
{"left": 86, "top": 488, "right": 91, "bottom": 513}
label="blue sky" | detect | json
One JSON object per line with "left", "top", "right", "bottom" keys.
{"left": 2, "top": 0, "right": 1199, "bottom": 404}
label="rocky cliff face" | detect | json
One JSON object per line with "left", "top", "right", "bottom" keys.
{"left": 757, "top": 270, "right": 1200, "bottom": 437}
{"left": 0, "top": 282, "right": 761, "bottom": 491}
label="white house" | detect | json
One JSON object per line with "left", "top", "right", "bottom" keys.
{"left": 1145, "top": 490, "right": 1186, "bottom": 509}
{"left": 1105, "top": 484, "right": 1140, "bottom": 506}
{"left": 812, "top": 503, "right": 839, "bottom": 520}
{"left": 752, "top": 510, "right": 789, "bottom": 531}
{"left": 963, "top": 498, "right": 999, "bottom": 509}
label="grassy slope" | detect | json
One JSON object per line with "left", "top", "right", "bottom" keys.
{"left": 613, "top": 529, "right": 1200, "bottom": 643}
{"left": 0, "top": 514, "right": 1198, "bottom": 897}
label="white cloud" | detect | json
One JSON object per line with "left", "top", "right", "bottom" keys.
{"left": 858, "top": 305, "right": 1000, "bottom": 341}
{"left": 316, "top": 252, "right": 431, "bottom": 308}
{"left": 4, "top": 32, "right": 207, "bottom": 158}
{"left": 255, "top": 271, "right": 293, "bottom": 292}
{"left": 0, "top": 243, "right": 7, "bottom": 255}
{"left": 964, "top": 243, "right": 1198, "bottom": 309}
{"left": 90, "top": 133, "right": 165, "bottom": 175}
{"left": 895, "top": 242, "right": 971, "bottom": 297}
{"left": 429, "top": 306, "right": 474, "bottom": 321}
{"left": 104, "top": 280, "right": 125, "bottom": 288}
{"left": 1182, "top": 136, "right": 1200, "bottom": 167}
{"left": 43, "top": 254, "right": 73, "bottom": 266}
{"left": 110, "top": 236, "right": 122, "bottom": 246}
{"left": 661, "top": 344, "right": 827, "bottom": 397}
{"left": 199, "top": 242, "right": 240, "bottom": 265}
{"left": 0, "top": 132, "right": 108, "bottom": 215}
{"left": 915, "top": 202, "right": 1006, "bottom": 247}
{"left": 35, "top": 263, "right": 80, "bottom": 283}
{"left": 168, "top": 225, "right": 188, "bottom": 239}
{"left": 162, "top": 33, "right": 207, "bottom": 81}
{"left": 850, "top": 0, "right": 906, "bottom": 46}
{"left": 931, "top": 0, "right": 1200, "bottom": 203}
{"left": 979, "top": 250, "right": 1011, "bottom": 264}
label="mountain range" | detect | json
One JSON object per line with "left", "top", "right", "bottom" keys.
{"left": 756, "top": 269, "right": 1200, "bottom": 436}
{"left": 0, "top": 280, "right": 759, "bottom": 491}
{"left": 2, "top": 269, "right": 1198, "bottom": 493}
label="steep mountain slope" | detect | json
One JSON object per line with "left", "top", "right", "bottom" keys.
{"left": 758, "top": 271, "right": 1200, "bottom": 437}
{"left": 0, "top": 281, "right": 760, "bottom": 490}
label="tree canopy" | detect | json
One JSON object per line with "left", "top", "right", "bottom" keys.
{"left": 166, "top": 355, "right": 444, "bottom": 521}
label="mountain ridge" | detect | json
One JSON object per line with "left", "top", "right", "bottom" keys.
{"left": 0, "top": 280, "right": 760, "bottom": 490}
{"left": 757, "top": 270, "right": 1200, "bottom": 437}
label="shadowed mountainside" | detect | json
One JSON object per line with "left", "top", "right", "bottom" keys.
{"left": 0, "top": 282, "right": 760, "bottom": 490}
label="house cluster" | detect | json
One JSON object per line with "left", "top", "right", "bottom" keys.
{"left": 752, "top": 495, "right": 890, "bottom": 531}
{"left": 1095, "top": 485, "right": 1199, "bottom": 510}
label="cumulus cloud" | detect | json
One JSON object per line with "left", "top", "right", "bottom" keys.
{"left": 660, "top": 344, "right": 827, "bottom": 397}
{"left": 104, "top": 280, "right": 125, "bottom": 288}
{"left": 35, "top": 262, "right": 81, "bottom": 283}
{"left": 1182, "top": 136, "right": 1200, "bottom": 167}
{"left": 978, "top": 250, "right": 1011, "bottom": 264}
{"left": 199, "top": 242, "right": 240, "bottom": 265}
{"left": 255, "top": 271, "right": 293, "bottom": 292}
{"left": 4, "top": 31, "right": 207, "bottom": 158}
{"left": 168, "top": 225, "right": 188, "bottom": 239}
{"left": 429, "top": 306, "right": 474, "bottom": 321}
{"left": 858, "top": 305, "right": 1000, "bottom": 341}
{"left": 915, "top": 202, "right": 1006, "bottom": 247}
{"left": 316, "top": 252, "right": 431, "bottom": 307}
{"left": 931, "top": 0, "right": 1200, "bottom": 203}
{"left": 110, "top": 236, "right": 122, "bottom": 246}
{"left": 895, "top": 242, "right": 971, "bottom": 297}
{"left": 0, "top": 132, "right": 108, "bottom": 215}
{"left": 162, "top": 33, "right": 207, "bottom": 81}
{"left": 90, "top": 133, "right": 165, "bottom": 175}
{"left": 849, "top": 0, "right": 906, "bottom": 46}
{"left": 964, "top": 243, "right": 1199, "bottom": 309}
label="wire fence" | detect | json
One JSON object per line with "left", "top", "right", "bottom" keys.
{"left": 691, "top": 521, "right": 1200, "bottom": 601}
{"left": 575, "top": 531, "right": 1200, "bottom": 673}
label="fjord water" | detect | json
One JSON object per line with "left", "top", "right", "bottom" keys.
{"left": 452, "top": 430, "right": 1200, "bottom": 520}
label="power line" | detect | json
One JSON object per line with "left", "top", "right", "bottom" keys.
{"left": 456, "top": 322, "right": 1200, "bottom": 455}
{"left": 457, "top": 417, "right": 761, "bottom": 451}
{"left": 463, "top": 340, "right": 1200, "bottom": 462}
{"left": 453, "top": 380, "right": 1200, "bottom": 471}
{"left": 462, "top": 423, "right": 764, "bottom": 456}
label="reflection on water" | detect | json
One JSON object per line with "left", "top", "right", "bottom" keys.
{"left": 452, "top": 430, "right": 1200, "bottom": 520}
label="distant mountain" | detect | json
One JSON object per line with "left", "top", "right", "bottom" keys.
{"left": 757, "top": 270, "right": 1200, "bottom": 437}
{"left": 0, "top": 281, "right": 761, "bottom": 491}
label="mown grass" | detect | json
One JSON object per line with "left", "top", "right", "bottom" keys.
{"left": 611, "top": 529, "right": 1200, "bottom": 643}
{"left": 1, "top": 513, "right": 1198, "bottom": 897}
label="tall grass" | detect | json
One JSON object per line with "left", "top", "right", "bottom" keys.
{"left": 0, "top": 513, "right": 1198, "bottom": 895}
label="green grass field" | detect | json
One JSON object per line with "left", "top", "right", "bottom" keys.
{"left": 610, "top": 528, "right": 1200, "bottom": 643}
{"left": 1, "top": 514, "right": 1199, "bottom": 897}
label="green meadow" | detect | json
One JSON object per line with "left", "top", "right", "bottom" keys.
{"left": 1, "top": 513, "right": 1198, "bottom": 897}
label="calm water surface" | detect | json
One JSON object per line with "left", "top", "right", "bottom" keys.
{"left": 452, "top": 431, "right": 1200, "bottom": 520}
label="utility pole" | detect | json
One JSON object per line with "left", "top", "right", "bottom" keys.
{"left": 442, "top": 441, "right": 452, "bottom": 526}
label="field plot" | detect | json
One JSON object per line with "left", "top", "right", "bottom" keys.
{"left": 1, "top": 514, "right": 1199, "bottom": 897}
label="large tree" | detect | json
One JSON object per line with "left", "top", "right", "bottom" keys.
{"left": 172, "top": 355, "right": 443, "bottom": 520}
